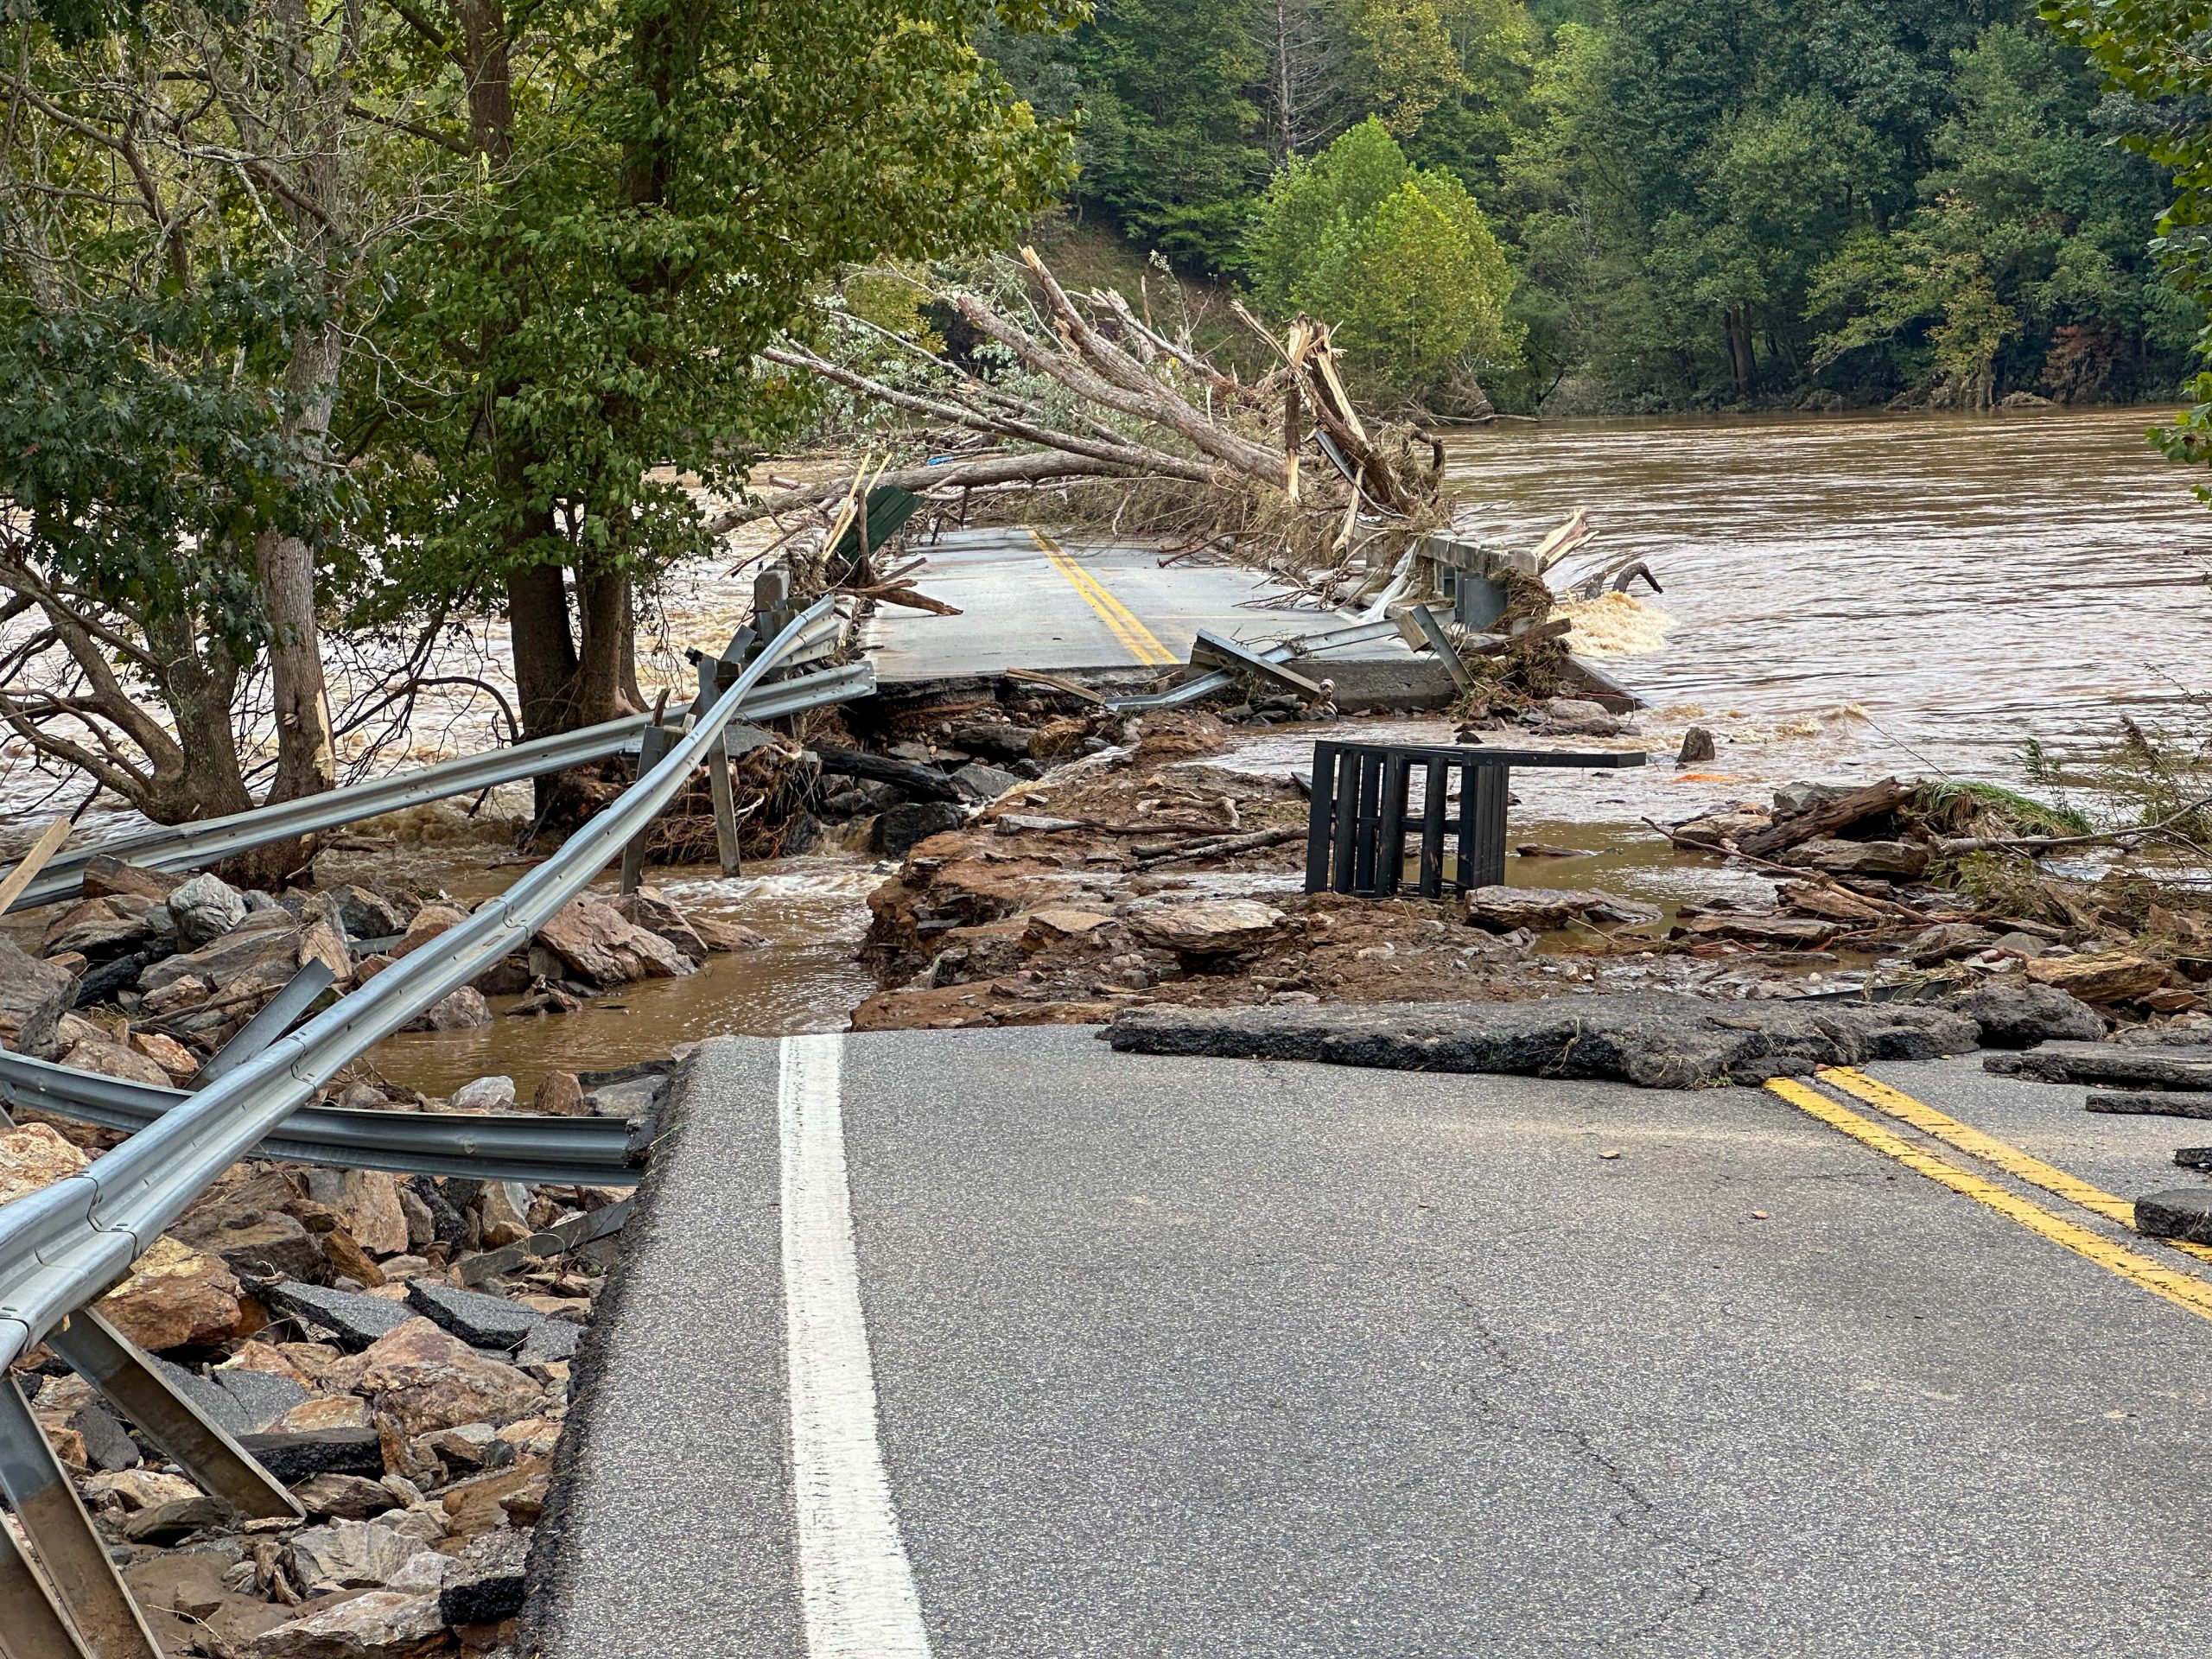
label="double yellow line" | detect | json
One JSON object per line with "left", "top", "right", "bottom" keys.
{"left": 1768, "top": 1069, "right": 2212, "bottom": 1323}
{"left": 1027, "top": 528, "right": 1179, "bottom": 667}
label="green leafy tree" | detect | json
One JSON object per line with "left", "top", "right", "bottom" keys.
{"left": 1249, "top": 118, "right": 1519, "bottom": 407}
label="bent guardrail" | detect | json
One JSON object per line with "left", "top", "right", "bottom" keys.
{"left": 0, "top": 597, "right": 852, "bottom": 1658}
{"left": 8, "top": 613, "right": 858, "bottom": 914}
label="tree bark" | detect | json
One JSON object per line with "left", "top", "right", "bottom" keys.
{"left": 505, "top": 554, "right": 579, "bottom": 738}
{"left": 257, "top": 315, "right": 342, "bottom": 804}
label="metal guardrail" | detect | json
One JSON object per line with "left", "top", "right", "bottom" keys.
{"left": 8, "top": 622, "right": 860, "bottom": 914}
{"left": 0, "top": 1050, "right": 639, "bottom": 1185}
{"left": 0, "top": 597, "right": 853, "bottom": 1658}
{"left": 1103, "top": 616, "right": 1404, "bottom": 712}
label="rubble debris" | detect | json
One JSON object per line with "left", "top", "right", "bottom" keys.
{"left": 2132, "top": 1188, "right": 2212, "bottom": 1243}
{"left": 1104, "top": 993, "right": 1979, "bottom": 1089}
{"left": 1986, "top": 1044, "right": 2212, "bottom": 1090}
{"left": 2086, "top": 1091, "right": 2212, "bottom": 1119}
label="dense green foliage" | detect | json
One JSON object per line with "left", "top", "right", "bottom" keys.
{"left": 2040, "top": 0, "right": 2212, "bottom": 484}
{"left": 1005, "top": 0, "right": 2200, "bottom": 410}
{"left": 1249, "top": 119, "right": 1516, "bottom": 406}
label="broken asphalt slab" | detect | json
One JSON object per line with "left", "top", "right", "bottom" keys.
{"left": 1102, "top": 990, "right": 2013, "bottom": 1089}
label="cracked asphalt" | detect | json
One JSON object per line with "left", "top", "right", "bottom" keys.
{"left": 536, "top": 1028, "right": 2212, "bottom": 1657}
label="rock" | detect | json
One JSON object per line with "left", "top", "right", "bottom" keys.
{"left": 582, "top": 1077, "right": 664, "bottom": 1120}
{"left": 949, "top": 723, "right": 1039, "bottom": 763}
{"left": 140, "top": 972, "right": 215, "bottom": 1015}
{"left": 168, "top": 872, "right": 249, "bottom": 947}
{"left": 128, "top": 1028, "right": 200, "bottom": 1083}
{"left": 613, "top": 888, "right": 711, "bottom": 963}
{"left": 439, "top": 1459, "right": 549, "bottom": 1535}
{"left": 293, "top": 1472, "right": 401, "bottom": 1521}
{"left": 2024, "top": 950, "right": 2168, "bottom": 1006}
{"left": 304, "top": 1170, "right": 411, "bottom": 1258}
{"left": 1676, "top": 726, "right": 1717, "bottom": 764}
{"left": 1465, "top": 887, "right": 1662, "bottom": 932}
{"left": 1030, "top": 716, "right": 1092, "bottom": 760}
{"left": 325, "top": 1317, "right": 543, "bottom": 1437}
{"left": 71, "top": 1399, "right": 141, "bottom": 1471}
{"left": 404, "top": 985, "right": 493, "bottom": 1033}
{"left": 0, "top": 935, "right": 76, "bottom": 1057}
{"left": 264, "top": 1281, "right": 419, "bottom": 1350}
{"left": 288, "top": 1520, "right": 431, "bottom": 1596}
{"left": 1943, "top": 982, "right": 2104, "bottom": 1048}
{"left": 86, "top": 1467, "right": 200, "bottom": 1510}
{"left": 950, "top": 762, "right": 1024, "bottom": 803}
{"left": 404, "top": 1281, "right": 542, "bottom": 1351}
{"left": 436, "top": 1076, "right": 515, "bottom": 1117}
{"left": 1674, "top": 807, "right": 1771, "bottom": 846}
{"left": 533, "top": 899, "right": 694, "bottom": 987}
{"left": 690, "top": 915, "right": 769, "bottom": 952}
{"left": 1783, "top": 837, "right": 1929, "bottom": 878}
{"left": 248, "top": 1589, "right": 446, "bottom": 1659}
{"left": 331, "top": 886, "right": 414, "bottom": 942}
{"left": 124, "top": 1494, "right": 231, "bottom": 1544}
{"left": 1129, "top": 899, "right": 1287, "bottom": 958}
{"left": 476, "top": 1181, "right": 533, "bottom": 1249}
{"left": 1769, "top": 781, "right": 1858, "bottom": 818}
{"left": 393, "top": 903, "right": 468, "bottom": 959}
{"left": 278, "top": 1395, "right": 374, "bottom": 1433}
{"left": 1907, "top": 923, "right": 1998, "bottom": 966}
{"left": 60, "top": 1035, "right": 176, "bottom": 1088}
{"left": 874, "top": 801, "right": 966, "bottom": 857}
{"left": 1024, "top": 906, "right": 1118, "bottom": 943}
{"left": 531, "top": 1071, "right": 587, "bottom": 1116}
{"left": 82, "top": 855, "right": 183, "bottom": 904}
{"left": 1106, "top": 992, "right": 1980, "bottom": 1090}
{"left": 99, "top": 1236, "right": 242, "bottom": 1351}
{"left": 2133, "top": 1188, "right": 2212, "bottom": 1243}
{"left": 42, "top": 896, "right": 159, "bottom": 962}
{"left": 179, "top": 1208, "right": 327, "bottom": 1282}
{"left": 239, "top": 1427, "right": 386, "bottom": 1481}
{"left": 138, "top": 912, "right": 301, "bottom": 998}
{"left": 439, "top": 1529, "right": 530, "bottom": 1626}
{"left": 1669, "top": 913, "right": 1842, "bottom": 948}
{"left": 0, "top": 1121, "right": 88, "bottom": 1203}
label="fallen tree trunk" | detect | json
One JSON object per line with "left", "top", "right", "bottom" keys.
{"left": 1735, "top": 778, "right": 1911, "bottom": 860}
{"left": 812, "top": 745, "right": 964, "bottom": 804}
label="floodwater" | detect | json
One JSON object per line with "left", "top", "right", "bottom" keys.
{"left": 1444, "top": 405, "right": 2212, "bottom": 791}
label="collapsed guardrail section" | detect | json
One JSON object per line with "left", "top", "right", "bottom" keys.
{"left": 0, "top": 595, "right": 863, "bottom": 1656}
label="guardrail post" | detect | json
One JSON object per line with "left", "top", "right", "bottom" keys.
{"left": 700, "top": 658, "right": 742, "bottom": 879}
{"left": 0, "top": 1379, "right": 161, "bottom": 1659}
{"left": 0, "top": 1513, "right": 94, "bottom": 1659}
{"left": 619, "top": 724, "right": 678, "bottom": 894}
{"left": 46, "top": 1312, "right": 298, "bottom": 1522}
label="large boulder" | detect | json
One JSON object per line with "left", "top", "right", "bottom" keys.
{"left": 168, "top": 872, "right": 248, "bottom": 947}
{"left": 531, "top": 899, "right": 694, "bottom": 987}
{"left": 286, "top": 1520, "right": 435, "bottom": 1597}
{"left": 139, "top": 911, "right": 301, "bottom": 997}
{"left": 1106, "top": 992, "right": 1980, "bottom": 1090}
{"left": 1129, "top": 899, "right": 1287, "bottom": 959}
{"left": 97, "top": 1236, "right": 243, "bottom": 1351}
{"left": 324, "top": 1317, "right": 542, "bottom": 1436}
{"left": 2025, "top": 951, "right": 2168, "bottom": 1006}
{"left": 613, "top": 888, "right": 710, "bottom": 965}
{"left": 0, "top": 935, "right": 75, "bottom": 1057}
{"left": 60, "top": 1037, "right": 175, "bottom": 1089}
{"left": 874, "top": 801, "right": 965, "bottom": 857}
{"left": 41, "top": 895, "right": 159, "bottom": 962}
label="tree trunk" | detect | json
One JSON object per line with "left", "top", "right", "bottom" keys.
{"left": 506, "top": 553, "right": 579, "bottom": 739}
{"left": 258, "top": 315, "right": 342, "bottom": 804}
{"left": 573, "top": 559, "right": 640, "bottom": 728}
{"left": 1725, "top": 308, "right": 1755, "bottom": 394}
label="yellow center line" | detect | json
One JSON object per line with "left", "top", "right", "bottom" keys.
{"left": 1819, "top": 1065, "right": 2212, "bottom": 1266}
{"left": 1027, "top": 528, "right": 1179, "bottom": 666}
{"left": 1766, "top": 1077, "right": 2212, "bottom": 1324}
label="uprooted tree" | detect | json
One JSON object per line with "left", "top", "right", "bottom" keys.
{"left": 718, "top": 248, "right": 1457, "bottom": 613}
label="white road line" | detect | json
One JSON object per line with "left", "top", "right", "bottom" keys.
{"left": 779, "top": 1032, "right": 932, "bottom": 1657}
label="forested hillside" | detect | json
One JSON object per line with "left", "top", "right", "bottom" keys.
{"left": 988, "top": 0, "right": 2199, "bottom": 413}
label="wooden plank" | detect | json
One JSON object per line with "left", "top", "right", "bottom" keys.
{"left": 0, "top": 817, "right": 73, "bottom": 914}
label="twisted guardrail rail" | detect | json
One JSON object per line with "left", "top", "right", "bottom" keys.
{"left": 0, "top": 596, "right": 860, "bottom": 1657}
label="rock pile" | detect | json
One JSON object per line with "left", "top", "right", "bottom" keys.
{"left": 0, "top": 1068, "right": 653, "bottom": 1658}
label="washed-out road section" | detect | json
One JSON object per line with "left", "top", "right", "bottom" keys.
{"left": 529, "top": 1030, "right": 2212, "bottom": 1657}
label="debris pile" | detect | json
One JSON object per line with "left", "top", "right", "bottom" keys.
{"left": 0, "top": 1053, "right": 674, "bottom": 1656}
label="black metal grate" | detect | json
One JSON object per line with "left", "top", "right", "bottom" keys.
{"left": 1303, "top": 741, "right": 1648, "bottom": 899}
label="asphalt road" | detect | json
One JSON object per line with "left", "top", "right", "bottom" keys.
{"left": 531, "top": 1032, "right": 2212, "bottom": 1657}
{"left": 862, "top": 525, "right": 1414, "bottom": 680}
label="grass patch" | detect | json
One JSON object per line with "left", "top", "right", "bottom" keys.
{"left": 1913, "top": 779, "right": 2093, "bottom": 839}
